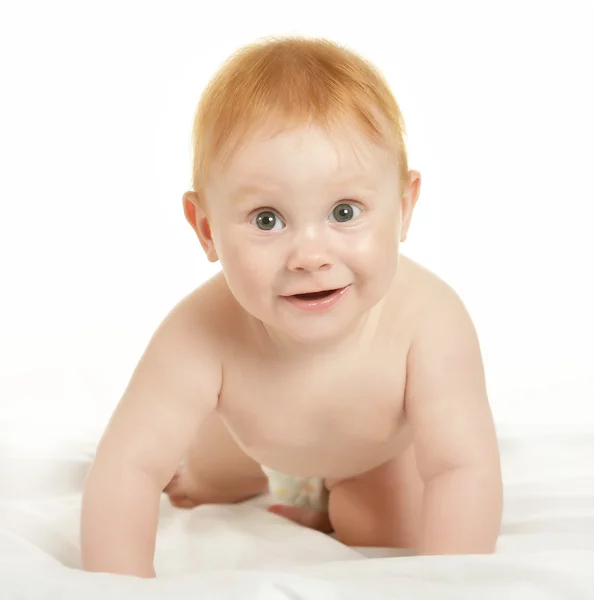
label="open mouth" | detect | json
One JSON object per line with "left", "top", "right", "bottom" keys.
{"left": 293, "top": 289, "right": 339, "bottom": 300}
{"left": 283, "top": 285, "right": 351, "bottom": 312}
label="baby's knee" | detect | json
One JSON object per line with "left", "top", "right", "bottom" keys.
{"left": 328, "top": 475, "right": 420, "bottom": 548}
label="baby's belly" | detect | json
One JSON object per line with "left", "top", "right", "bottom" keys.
{"left": 220, "top": 409, "right": 410, "bottom": 481}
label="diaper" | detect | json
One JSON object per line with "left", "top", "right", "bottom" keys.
{"left": 261, "top": 465, "right": 329, "bottom": 511}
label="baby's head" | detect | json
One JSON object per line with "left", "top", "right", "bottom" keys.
{"left": 183, "top": 37, "right": 421, "bottom": 345}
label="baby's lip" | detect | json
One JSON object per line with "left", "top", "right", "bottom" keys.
{"left": 282, "top": 285, "right": 348, "bottom": 297}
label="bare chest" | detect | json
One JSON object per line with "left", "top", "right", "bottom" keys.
{"left": 218, "top": 347, "right": 410, "bottom": 478}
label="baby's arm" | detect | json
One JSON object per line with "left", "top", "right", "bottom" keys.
{"left": 80, "top": 293, "right": 220, "bottom": 577}
{"left": 405, "top": 285, "right": 503, "bottom": 555}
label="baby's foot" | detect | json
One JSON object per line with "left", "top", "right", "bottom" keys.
{"left": 268, "top": 504, "right": 334, "bottom": 533}
{"left": 163, "top": 467, "right": 204, "bottom": 509}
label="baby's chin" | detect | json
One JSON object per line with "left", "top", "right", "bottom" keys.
{"left": 256, "top": 310, "right": 372, "bottom": 351}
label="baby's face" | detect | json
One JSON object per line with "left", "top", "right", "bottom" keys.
{"left": 204, "top": 121, "right": 406, "bottom": 345}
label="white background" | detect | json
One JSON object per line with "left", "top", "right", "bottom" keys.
{"left": 0, "top": 1, "right": 592, "bottom": 443}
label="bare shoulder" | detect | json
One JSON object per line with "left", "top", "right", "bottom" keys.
{"left": 396, "top": 254, "right": 476, "bottom": 333}
{"left": 172, "top": 271, "right": 242, "bottom": 343}
{"left": 142, "top": 270, "right": 248, "bottom": 391}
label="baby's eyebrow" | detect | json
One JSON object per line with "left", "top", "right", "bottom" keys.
{"left": 231, "top": 183, "right": 279, "bottom": 200}
{"left": 229, "top": 179, "right": 291, "bottom": 205}
{"left": 230, "top": 175, "right": 377, "bottom": 203}
{"left": 328, "top": 174, "right": 377, "bottom": 189}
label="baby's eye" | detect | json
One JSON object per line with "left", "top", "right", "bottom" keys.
{"left": 251, "top": 210, "right": 285, "bottom": 231}
{"left": 329, "top": 202, "right": 362, "bottom": 223}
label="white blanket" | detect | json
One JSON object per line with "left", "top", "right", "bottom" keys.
{"left": 1, "top": 432, "right": 593, "bottom": 599}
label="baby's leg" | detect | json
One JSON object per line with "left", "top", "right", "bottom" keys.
{"left": 164, "top": 412, "right": 267, "bottom": 508}
{"left": 328, "top": 442, "right": 424, "bottom": 548}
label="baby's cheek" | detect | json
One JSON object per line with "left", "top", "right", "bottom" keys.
{"left": 224, "top": 249, "right": 273, "bottom": 296}
{"left": 354, "top": 233, "right": 399, "bottom": 288}
{"left": 350, "top": 230, "right": 396, "bottom": 263}
{"left": 240, "top": 252, "right": 272, "bottom": 286}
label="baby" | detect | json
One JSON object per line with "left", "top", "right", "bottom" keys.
{"left": 81, "top": 36, "right": 503, "bottom": 578}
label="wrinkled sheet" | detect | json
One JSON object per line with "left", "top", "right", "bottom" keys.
{"left": 0, "top": 431, "right": 593, "bottom": 599}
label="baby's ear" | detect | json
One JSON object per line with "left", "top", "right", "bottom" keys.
{"left": 400, "top": 170, "right": 421, "bottom": 242}
{"left": 182, "top": 191, "right": 219, "bottom": 262}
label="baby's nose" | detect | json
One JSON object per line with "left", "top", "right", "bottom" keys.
{"left": 289, "top": 253, "right": 332, "bottom": 273}
{"left": 287, "top": 229, "right": 333, "bottom": 273}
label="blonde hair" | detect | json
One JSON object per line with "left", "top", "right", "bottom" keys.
{"left": 190, "top": 36, "right": 410, "bottom": 194}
